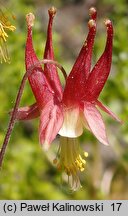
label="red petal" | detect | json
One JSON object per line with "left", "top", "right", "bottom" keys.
{"left": 84, "top": 20, "right": 113, "bottom": 102}
{"left": 25, "top": 13, "right": 53, "bottom": 109}
{"left": 83, "top": 102, "right": 109, "bottom": 145}
{"left": 63, "top": 14, "right": 96, "bottom": 106}
{"left": 44, "top": 7, "right": 63, "bottom": 99}
{"left": 13, "top": 103, "right": 39, "bottom": 120}
{"left": 96, "top": 100, "right": 122, "bottom": 123}
{"left": 39, "top": 100, "right": 63, "bottom": 150}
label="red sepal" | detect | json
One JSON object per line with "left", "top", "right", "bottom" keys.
{"left": 63, "top": 16, "right": 97, "bottom": 106}
{"left": 25, "top": 13, "right": 54, "bottom": 109}
{"left": 44, "top": 7, "right": 63, "bottom": 100}
{"left": 13, "top": 103, "right": 39, "bottom": 120}
{"left": 83, "top": 102, "right": 109, "bottom": 145}
{"left": 83, "top": 20, "right": 113, "bottom": 102}
{"left": 96, "top": 100, "right": 122, "bottom": 123}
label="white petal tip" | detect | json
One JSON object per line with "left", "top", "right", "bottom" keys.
{"left": 104, "top": 19, "right": 111, "bottom": 26}
{"left": 89, "top": 7, "right": 97, "bottom": 16}
{"left": 48, "top": 6, "right": 57, "bottom": 16}
{"left": 26, "top": 13, "right": 35, "bottom": 27}
{"left": 59, "top": 129, "right": 83, "bottom": 138}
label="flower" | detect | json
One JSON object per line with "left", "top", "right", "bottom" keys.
{"left": 14, "top": 7, "right": 120, "bottom": 190}
{"left": 0, "top": 8, "right": 16, "bottom": 63}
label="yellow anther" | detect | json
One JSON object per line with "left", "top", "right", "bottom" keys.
{"left": 0, "top": 9, "right": 16, "bottom": 63}
{"left": 76, "top": 160, "right": 81, "bottom": 166}
{"left": 79, "top": 155, "right": 86, "bottom": 164}
{"left": 0, "top": 23, "right": 8, "bottom": 40}
{"left": 84, "top": 152, "right": 88, "bottom": 157}
{"left": 79, "top": 164, "right": 82, "bottom": 169}
{"left": 5, "top": 25, "right": 16, "bottom": 31}
{"left": 80, "top": 167, "right": 85, "bottom": 172}
{"left": 78, "top": 154, "right": 83, "bottom": 160}
{"left": 82, "top": 159, "right": 86, "bottom": 164}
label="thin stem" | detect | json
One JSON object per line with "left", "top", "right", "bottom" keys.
{"left": 40, "top": 59, "right": 67, "bottom": 80}
{"left": 0, "top": 71, "right": 27, "bottom": 168}
{"left": 0, "top": 59, "right": 67, "bottom": 168}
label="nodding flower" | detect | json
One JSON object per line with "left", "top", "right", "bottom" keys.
{"left": 12, "top": 7, "right": 121, "bottom": 190}
{"left": 0, "top": 8, "right": 16, "bottom": 63}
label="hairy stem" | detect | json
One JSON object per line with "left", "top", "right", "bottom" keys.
{"left": 0, "top": 59, "right": 67, "bottom": 168}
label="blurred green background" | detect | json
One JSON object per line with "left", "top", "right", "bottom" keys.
{"left": 0, "top": 0, "right": 128, "bottom": 199}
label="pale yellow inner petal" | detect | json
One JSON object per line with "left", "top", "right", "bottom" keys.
{"left": 59, "top": 107, "right": 83, "bottom": 138}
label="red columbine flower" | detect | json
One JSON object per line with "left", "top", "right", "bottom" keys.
{"left": 14, "top": 7, "right": 120, "bottom": 190}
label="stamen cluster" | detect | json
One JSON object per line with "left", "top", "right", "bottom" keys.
{"left": 0, "top": 9, "right": 16, "bottom": 63}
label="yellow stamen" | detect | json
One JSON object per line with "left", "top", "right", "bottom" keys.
{"left": 0, "top": 9, "right": 16, "bottom": 63}
{"left": 53, "top": 137, "right": 88, "bottom": 191}
{"left": 0, "top": 23, "right": 8, "bottom": 41}
{"left": 84, "top": 152, "right": 89, "bottom": 157}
